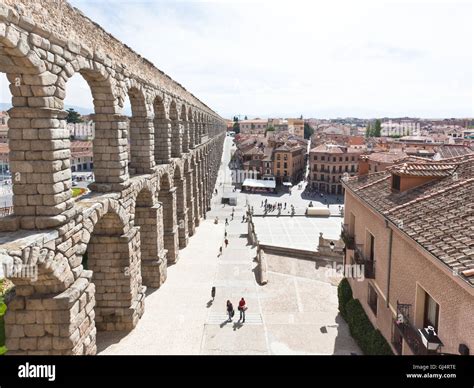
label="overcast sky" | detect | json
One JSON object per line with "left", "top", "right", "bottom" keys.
{"left": 1, "top": 0, "right": 473, "bottom": 119}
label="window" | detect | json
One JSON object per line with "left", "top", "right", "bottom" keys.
{"left": 368, "top": 284, "right": 378, "bottom": 316}
{"left": 345, "top": 157, "right": 349, "bottom": 162}
{"left": 277, "top": 162, "right": 280, "bottom": 168}
{"left": 314, "top": 156, "right": 317, "bottom": 161}
{"left": 339, "top": 166, "right": 342, "bottom": 173}
{"left": 333, "top": 157, "right": 336, "bottom": 162}
{"left": 277, "top": 154, "right": 281, "bottom": 160}
{"left": 345, "top": 165, "right": 348, "bottom": 172}
{"left": 351, "top": 157, "right": 355, "bottom": 161}
{"left": 320, "top": 174, "right": 324, "bottom": 180}
{"left": 392, "top": 174, "right": 401, "bottom": 191}
{"left": 322, "top": 156, "right": 325, "bottom": 161}
{"left": 368, "top": 232, "right": 375, "bottom": 262}
{"left": 339, "top": 157, "right": 342, "bottom": 162}
{"left": 424, "top": 292, "right": 439, "bottom": 331}
{"left": 284, "top": 162, "right": 287, "bottom": 168}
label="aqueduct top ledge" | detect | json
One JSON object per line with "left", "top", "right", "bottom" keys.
{"left": 1, "top": 0, "right": 223, "bottom": 121}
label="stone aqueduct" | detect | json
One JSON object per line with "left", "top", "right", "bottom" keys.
{"left": 0, "top": 1, "right": 226, "bottom": 354}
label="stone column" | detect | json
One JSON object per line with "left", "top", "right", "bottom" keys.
{"left": 4, "top": 107, "right": 74, "bottom": 230}
{"left": 129, "top": 116, "right": 155, "bottom": 174}
{"left": 182, "top": 120, "right": 190, "bottom": 153}
{"left": 89, "top": 226, "right": 145, "bottom": 331}
{"left": 171, "top": 118, "right": 183, "bottom": 158}
{"left": 154, "top": 117, "right": 171, "bottom": 164}
{"left": 175, "top": 177, "right": 189, "bottom": 248}
{"left": 193, "top": 165, "right": 201, "bottom": 227}
{"left": 200, "top": 161, "right": 207, "bottom": 217}
{"left": 161, "top": 187, "right": 179, "bottom": 263}
{"left": 136, "top": 203, "right": 167, "bottom": 288}
{"left": 4, "top": 271, "right": 96, "bottom": 355}
{"left": 189, "top": 120, "right": 195, "bottom": 149}
{"left": 89, "top": 114, "right": 130, "bottom": 192}
{"left": 185, "top": 169, "right": 195, "bottom": 236}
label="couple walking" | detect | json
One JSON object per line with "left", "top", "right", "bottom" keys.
{"left": 226, "top": 298, "right": 247, "bottom": 323}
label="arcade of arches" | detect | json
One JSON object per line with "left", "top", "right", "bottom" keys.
{"left": 0, "top": 1, "right": 226, "bottom": 354}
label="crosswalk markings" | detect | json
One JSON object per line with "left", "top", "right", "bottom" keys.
{"left": 206, "top": 312, "right": 263, "bottom": 325}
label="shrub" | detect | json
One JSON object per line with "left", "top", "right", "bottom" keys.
{"left": 337, "top": 278, "right": 352, "bottom": 318}
{"left": 338, "top": 280, "right": 393, "bottom": 355}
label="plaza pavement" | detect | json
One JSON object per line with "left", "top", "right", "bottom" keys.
{"left": 97, "top": 137, "right": 360, "bottom": 355}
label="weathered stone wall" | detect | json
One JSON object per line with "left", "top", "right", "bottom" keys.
{"left": 0, "top": 0, "right": 227, "bottom": 355}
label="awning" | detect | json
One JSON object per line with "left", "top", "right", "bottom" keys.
{"left": 242, "top": 178, "right": 276, "bottom": 189}
{"left": 282, "top": 182, "right": 293, "bottom": 186}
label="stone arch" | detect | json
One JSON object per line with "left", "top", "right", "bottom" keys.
{"left": 169, "top": 100, "right": 182, "bottom": 158}
{"left": 158, "top": 171, "right": 178, "bottom": 263}
{"left": 127, "top": 83, "right": 155, "bottom": 174}
{"left": 63, "top": 64, "right": 129, "bottom": 192}
{"left": 0, "top": 27, "right": 72, "bottom": 229}
{"left": 84, "top": 207, "right": 144, "bottom": 332}
{"left": 173, "top": 161, "right": 188, "bottom": 248}
{"left": 153, "top": 95, "right": 171, "bottom": 164}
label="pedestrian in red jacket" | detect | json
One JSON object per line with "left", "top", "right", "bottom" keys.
{"left": 238, "top": 297, "right": 247, "bottom": 323}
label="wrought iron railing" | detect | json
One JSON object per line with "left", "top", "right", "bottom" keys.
{"left": 341, "top": 223, "right": 355, "bottom": 249}
{"left": 392, "top": 302, "right": 428, "bottom": 356}
{"left": 354, "top": 244, "right": 375, "bottom": 279}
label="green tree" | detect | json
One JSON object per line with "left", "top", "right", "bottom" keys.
{"left": 66, "top": 108, "right": 83, "bottom": 124}
{"left": 365, "top": 122, "right": 372, "bottom": 138}
{"left": 244, "top": 115, "right": 248, "bottom": 120}
{"left": 373, "top": 119, "right": 382, "bottom": 137}
{"left": 265, "top": 126, "right": 275, "bottom": 136}
{"left": 304, "top": 122, "right": 314, "bottom": 140}
{"left": 233, "top": 121, "right": 240, "bottom": 134}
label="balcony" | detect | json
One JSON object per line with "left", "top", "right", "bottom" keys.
{"left": 392, "top": 303, "right": 428, "bottom": 356}
{"left": 341, "top": 223, "right": 355, "bottom": 250}
{"left": 354, "top": 244, "right": 375, "bottom": 279}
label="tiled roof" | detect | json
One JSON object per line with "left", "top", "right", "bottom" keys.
{"left": 388, "top": 162, "right": 458, "bottom": 177}
{"left": 344, "top": 154, "right": 474, "bottom": 286}
{"left": 436, "top": 145, "right": 474, "bottom": 159}
{"left": 367, "top": 151, "right": 408, "bottom": 163}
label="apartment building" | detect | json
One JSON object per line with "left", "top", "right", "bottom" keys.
{"left": 273, "top": 144, "right": 306, "bottom": 184}
{"left": 309, "top": 144, "right": 364, "bottom": 194}
{"left": 239, "top": 119, "right": 268, "bottom": 135}
{"left": 341, "top": 155, "right": 474, "bottom": 355}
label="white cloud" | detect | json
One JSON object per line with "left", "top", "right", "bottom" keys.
{"left": 6, "top": 0, "right": 474, "bottom": 118}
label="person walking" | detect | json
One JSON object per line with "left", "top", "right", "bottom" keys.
{"left": 218, "top": 246, "right": 222, "bottom": 256}
{"left": 224, "top": 238, "right": 229, "bottom": 248}
{"left": 238, "top": 297, "right": 247, "bottom": 323}
{"left": 226, "top": 300, "right": 234, "bottom": 322}
{"left": 224, "top": 230, "right": 227, "bottom": 239}
{"left": 211, "top": 286, "right": 216, "bottom": 301}
{"left": 225, "top": 218, "right": 229, "bottom": 226}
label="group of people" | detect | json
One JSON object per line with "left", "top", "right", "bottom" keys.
{"left": 226, "top": 298, "right": 247, "bottom": 323}
{"left": 210, "top": 288, "right": 248, "bottom": 323}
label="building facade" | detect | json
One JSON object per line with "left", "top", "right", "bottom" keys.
{"left": 341, "top": 155, "right": 474, "bottom": 355}
{"left": 309, "top": 144, "right": 364, "bottom": 194}
{"left": 273, "top": 144, "right": 306, "bottom": 184}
